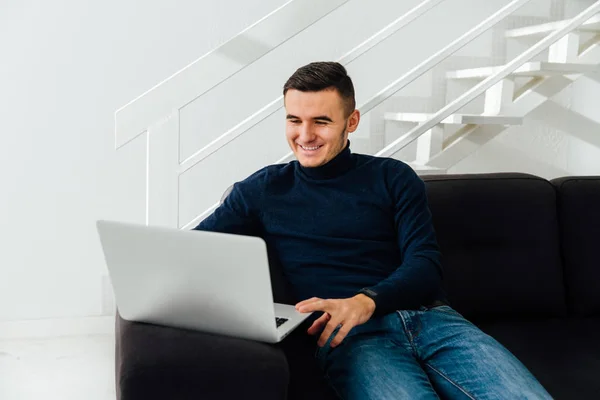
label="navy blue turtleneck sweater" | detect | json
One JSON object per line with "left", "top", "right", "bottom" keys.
{"left": 194, "top": 143, "right": 444, "bottom": 315}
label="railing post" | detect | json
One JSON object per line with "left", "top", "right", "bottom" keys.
{"left": 484, "top": 78, "right": 515, "bottom": 115}
{"left": 548, "top": 33, "right": 581, "bottom": 62}
{"left": 416, "top": 126, "right": 444, "bottom": 164}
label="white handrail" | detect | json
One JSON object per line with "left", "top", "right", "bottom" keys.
{"left": 178, "top": 0, "right": 446, "bottom": 174}
{"left": 114, "top": 0, "right": 349, "bottom": 149}
{"left": 376, "top": 0, "right": 600, "bottom": 158}
{"left": 274, "top": 0, "right": 532, "bottom": 164}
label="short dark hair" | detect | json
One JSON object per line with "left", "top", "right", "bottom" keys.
{"left": 283, "top": 61, "right": 356, "bottom": 117}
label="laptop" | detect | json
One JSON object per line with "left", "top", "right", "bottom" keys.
{"left": 96, "top": 220, "right": 312, "bottom": 343}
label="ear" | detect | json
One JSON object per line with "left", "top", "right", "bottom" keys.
{"left": 346, "top": 109, "right": 361, "bottom": 133}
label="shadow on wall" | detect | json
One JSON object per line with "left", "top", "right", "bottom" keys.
{"left": 529, "top": 100, "right": 600, "bottom": 151}
{"left": 448, "top": 136, "right": 570, "bottom": 180}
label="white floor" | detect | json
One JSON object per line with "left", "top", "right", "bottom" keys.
{"left": 0, "top": 332, "right": 115, "bottom": 400}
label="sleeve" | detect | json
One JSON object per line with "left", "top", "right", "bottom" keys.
{"left": 193, "top": 180, "right": 262, "bottom": 236}
{"left": 359, "top": 165, "right": 443, "bottom": 316}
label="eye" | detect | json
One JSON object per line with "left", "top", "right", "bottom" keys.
{"left": 288, "top": 119, "right": 301, "bottom": 124}
{"left": 315, "top": 121, "right": 327, "bottom": 125}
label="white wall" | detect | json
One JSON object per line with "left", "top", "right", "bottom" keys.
{"left": 3, "top": 0, "right": 598, "bottom": 322}
{"left": 0, "top": 0, "right": 288, "bottom": 321}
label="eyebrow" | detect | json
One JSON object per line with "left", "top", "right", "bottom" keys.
{"left": 286, "top": 114, "right": 333, "bottom": 122}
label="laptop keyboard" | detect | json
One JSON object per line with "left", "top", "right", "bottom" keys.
{"left": 275, "top": 317, "right": 288, "bottom": 328}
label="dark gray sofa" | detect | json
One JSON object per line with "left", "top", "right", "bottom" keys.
{"left": 114, "top": 173, "right": 600, "bottom": 399}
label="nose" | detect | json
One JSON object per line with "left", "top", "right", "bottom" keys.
{"left": 298, "top": 123, "right": 316, "bottom": 143}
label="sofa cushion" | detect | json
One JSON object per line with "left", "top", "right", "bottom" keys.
{"left": 552, "top": 176, "right": 600, "bottom": 317}
{"left": 115, "top": 313, "right": 289, "bottom": 400}
{"left": 279, "top": 323, "right": 338, "bottom": 400}
{"left": 422, "top": 173, "right": 567, "bottom": 320}
{"left": 478, "top": 317, "right": 600, "bottom": 399}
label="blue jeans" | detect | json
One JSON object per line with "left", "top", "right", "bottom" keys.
{"left": 315, "top": 305, "right": 552, "bottom": 399}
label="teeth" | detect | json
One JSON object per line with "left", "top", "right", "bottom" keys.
{"left": 300, "top": 145, "right": 321, "bottom": 151}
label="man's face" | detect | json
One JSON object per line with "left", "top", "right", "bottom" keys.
{"left": 284, "top": 89, "right": 360, "bottom": 168}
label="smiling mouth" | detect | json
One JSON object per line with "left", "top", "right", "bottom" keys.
{"left": 298, "top": 144, "right": 323, "bottom": 151}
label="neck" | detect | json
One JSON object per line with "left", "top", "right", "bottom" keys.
{"left": 298, "top": 140, "right": 354, "bottom": 180}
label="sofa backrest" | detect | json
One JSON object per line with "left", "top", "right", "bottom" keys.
{"left": 552, "top": 177, "right": 600, "bottom": 317}
{"left": 423, "top": 173, "right": 567, "bottom": 321}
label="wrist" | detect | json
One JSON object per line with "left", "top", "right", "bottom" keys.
{"left": 355, "top": 293, "right": 376, "bottom": 314}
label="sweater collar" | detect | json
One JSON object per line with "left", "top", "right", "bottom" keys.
{"left": 298, "top": 140, "right": 354, "bottom": 180}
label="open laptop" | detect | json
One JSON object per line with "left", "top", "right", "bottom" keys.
{"left": 96, "top": 220, "right": 312, "bottom": 343}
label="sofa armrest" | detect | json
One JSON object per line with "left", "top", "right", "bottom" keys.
{"left": 115, "top": 313, "right": 289, "bottom": 400}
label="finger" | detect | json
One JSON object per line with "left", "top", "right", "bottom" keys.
{"left": 318, "top": 319, "right": 342, "bottom": 348}
{"left": 307, "top": 313, "right": 330, "bottom": 335}
{"left": 329, "top": 321, "right": 354, "bottom": 348}
{"left": 295, "top": 297, "right": 321, "bottom": 310}
{"left": 298, "top": 299, "right": 330, "bottom": 314}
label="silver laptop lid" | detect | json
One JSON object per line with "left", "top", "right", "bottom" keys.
{"left": 96, "top": 220, "right": 279, "bottom": 342}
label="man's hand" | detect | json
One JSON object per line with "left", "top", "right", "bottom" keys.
{"left": 295, "top": 294, "right": 376, "bottom": 348}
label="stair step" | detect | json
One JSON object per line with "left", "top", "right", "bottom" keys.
{"left": 505, "top": 13, "right": 600, "bottom": 38}
{"left": 446, "top": 61, "right": 600, "bottom": 79}
{"left": 385, "top": 112, "right": 522, "bottom": 125}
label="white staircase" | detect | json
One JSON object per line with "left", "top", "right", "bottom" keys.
{"left": 114, "top": 0, "right": 600, "bottom": 230}
{"left": 387, "top": 8, "right": 600, "bottom": 171}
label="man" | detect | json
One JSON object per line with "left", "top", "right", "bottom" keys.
{"left": 195, "top": 62, "right": 551, "bottom": 399}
